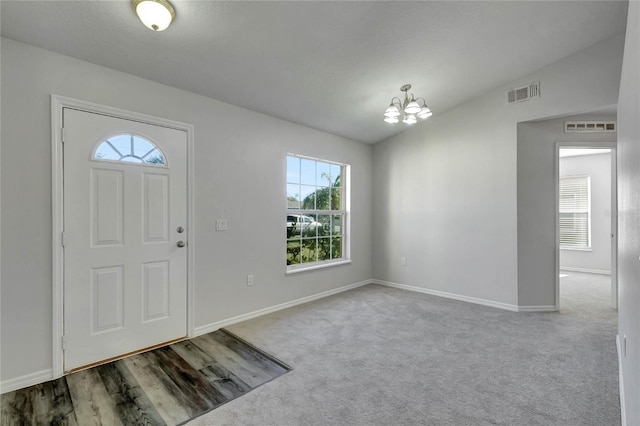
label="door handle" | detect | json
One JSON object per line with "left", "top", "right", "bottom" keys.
{"left": 177, "top": 241, "right": 186, "bottom": 248}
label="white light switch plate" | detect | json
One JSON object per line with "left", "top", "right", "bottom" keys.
{"left": 216, "top": 219, "right": 228, "bottom": 231}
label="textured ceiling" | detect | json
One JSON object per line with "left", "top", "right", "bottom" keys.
{"left": 0, "top": 1, "right": 628, "bottom": 144}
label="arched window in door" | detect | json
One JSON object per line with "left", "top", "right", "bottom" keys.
{"left": 93, "top": 134, "right": 167, "bottom": 167}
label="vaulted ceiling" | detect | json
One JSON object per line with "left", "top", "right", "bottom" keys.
{"left": 0, "top": 1, "right": 628, "bottom": 143}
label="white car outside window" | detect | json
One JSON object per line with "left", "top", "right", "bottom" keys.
{"left": 287, "top": 214, "right": 322, "bottom": 236}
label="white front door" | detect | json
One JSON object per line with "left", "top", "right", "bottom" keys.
{"left": 63, "top": 108, "right": 187, "bottom": 371}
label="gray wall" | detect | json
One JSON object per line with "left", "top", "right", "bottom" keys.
{"left": 0, "top": 38, "right": 373, "bottom": 383}
{"left": 559, "top": 152, "right": 612, "bottom": 273}
{"left": 617, "top": 1, "right": 640, "bottom": 424}
{"left": 373, "top": 34, "right": 624, "bottom": 309}
{"left": 517, "top": 116, "right": 616, "bottom": 308}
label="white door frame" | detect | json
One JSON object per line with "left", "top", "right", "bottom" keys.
{"left": 51, "top": 95, "right": 196, "bottom": 379}
{"left": 554, "top": 141, "right": 617, "bottom": 311}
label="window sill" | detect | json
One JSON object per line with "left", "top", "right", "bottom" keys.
{"left": 286, "top": 259, "right": 352, "bottom": 274}
{"left": 560, "top": 247, "right": 592, "bottom": 252}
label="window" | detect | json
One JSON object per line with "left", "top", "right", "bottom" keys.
{"left": 286, "top": 154, "right": 348, "bottom": 270}
{"left": 559, "top": 175, "right": 590, "bottom": 249}
{"left": 93, "top": 134, "right": 166, "bottom": 166}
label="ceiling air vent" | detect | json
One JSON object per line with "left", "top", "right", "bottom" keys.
{"left": 507, "top": 81, "right": 540, "bottom": 104}
{"left": 565, "top": 121, "right": 616, "bottom": 133}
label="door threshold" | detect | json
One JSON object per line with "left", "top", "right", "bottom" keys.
{"left": 65, "top": 336, "right": 187, "bottom": 374}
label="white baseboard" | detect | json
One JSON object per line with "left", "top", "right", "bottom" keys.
{"left": 372, "top": 279, "right": 523, "bottom": 312}
{"left": 193, "top": 279, "right": 373, "bottom": 336}
{"left": 517, "top": 305, "right": 557, "bottom": 312}
{"left": 1, "top": 369, "right": 53, "bottom": 394}
{"left": 560, "top": 267, "right": 611, "bottom": 275}
{"left": 617, "top": 334, "right": 627, "bottom": 426}
{"left": 372, "top": 279, "right": 556, "bottom": 313}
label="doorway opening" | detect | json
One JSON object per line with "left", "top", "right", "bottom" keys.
{"left": 556, "top": 144, "right": 617, "bottom": 312}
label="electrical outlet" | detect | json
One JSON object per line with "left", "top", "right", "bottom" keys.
{"left": 401, "top": 257, "right": 407, "bottom": 266}
{"left": 216, "top": 219, "right": 228, "bottom": 231}
{"left": 247, "top": 275, "right": 254, "bottom": 286}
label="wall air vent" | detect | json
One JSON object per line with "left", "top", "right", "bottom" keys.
{"left": 564, "top": 121, "right": 616, "bottom": 133}
{"left": 507, "top": 81, "right": 540, "bottom": 104}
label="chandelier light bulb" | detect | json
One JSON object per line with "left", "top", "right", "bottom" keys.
{"left": 134, "top": 0, "right": 175, "bottom": 31}
{"left": 384, "top": 116, "right": 400, "bottom": 124}
{"left": 402, "top": 114, "right": 417, "bottom": 124}
{"left": 418, "top": 106, "right": 432, "bottom": 119}
{"left": 404, "top": 96, "right": 422, "bottom": 115}
{"left": 384, "top": 105, "right": 401, "bottom": 118}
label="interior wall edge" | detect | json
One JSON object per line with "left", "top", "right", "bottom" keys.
{"left": 617, "top": 334, "right": 628, "bottom": 426}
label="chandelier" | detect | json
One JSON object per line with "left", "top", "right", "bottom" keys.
{"left": 383, "top": 84, "right": 432, "bottom": 124}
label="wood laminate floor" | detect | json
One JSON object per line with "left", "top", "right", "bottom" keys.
{"left": 1, "top": 329, "right": 291, "bottom": 425}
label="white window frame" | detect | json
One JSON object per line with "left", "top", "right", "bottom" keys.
{"left": 559, "top": 174, "right": 591, "bottom": 251}
{"left": 92, "top": 133, "right": 168, "bottom": 167}
{"left": 286, "top": 153, "right": 351, "bottom": 273}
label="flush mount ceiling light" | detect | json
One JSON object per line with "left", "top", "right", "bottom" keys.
{"left": 133, "top": 0, "right": 175, "bottom": 31}
{"left": 383, "top": 84, "right": 432, "bottom": 124}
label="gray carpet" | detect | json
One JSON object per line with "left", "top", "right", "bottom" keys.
{"left": 189, "top": 272, "right": 620, "bottom": 426}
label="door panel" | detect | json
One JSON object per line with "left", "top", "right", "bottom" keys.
{"left": 143, "top": 173, "right": 170, "bottom": 242}
{"left": 91, "top": 266, "right": 124, "bottom": 333}
{"left": 142, "top": 261, "right": 170, "bottom": 322}
{"left": 91, "top": 169, "right": 124, "bottom": 246}
{"left": 63, "top": 108, "right": 187, "bottom": 371}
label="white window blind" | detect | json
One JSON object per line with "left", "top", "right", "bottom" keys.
{"left": 559, "top": 176, "right": 590, "bottom": 248}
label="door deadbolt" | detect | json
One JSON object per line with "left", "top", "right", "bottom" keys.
{"left": 177, "top": 226, "right": 184, "bottom": 233}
